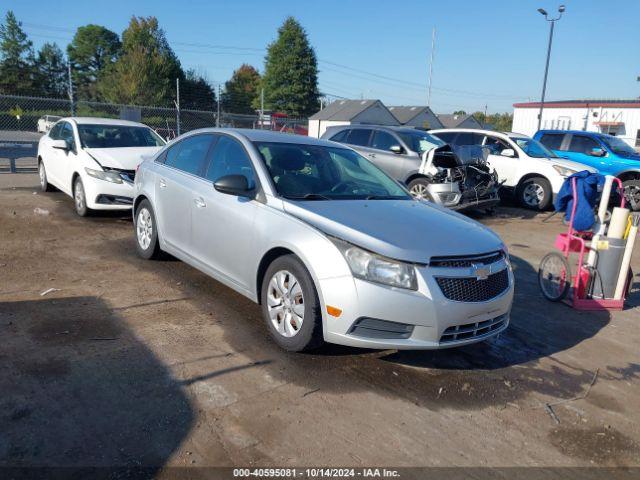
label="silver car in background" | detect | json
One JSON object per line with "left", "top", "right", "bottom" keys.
{"left": 133, "top": 129, "right": 514, "bottom": 352}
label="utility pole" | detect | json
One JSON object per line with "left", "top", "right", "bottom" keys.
{"left": 427, "top": 27, "right": 436, "bottom": 107}
{"left": 536, "top": 5, "right": 565, "bottom": 131}
{"left": 175, "top": 78, "right": 181, "bottom": 136}
{"left": 216, "top": 84, "right": 221, "bottom": 128}
{"left": 67, "top": 60, "right": 75, "bottom": 116}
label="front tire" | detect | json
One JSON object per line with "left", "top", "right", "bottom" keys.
{"left": 261, "top": 255, "right": 324, "bottom": 352}
{"left": 622, "top": 179, "right": 640, "bottom": 212}
{"left": 134, "top": 200, "right": 161, "bottom": 260}
{"left": 407, "top": 177, "right": 434, "bottom": 202}
{"left": 73, "top": 176, "right": 91, "bottom": 217}
{"left": 518, "top": 176, "right": 552, "bottom": 210}
{"left": 39, "top": 161, "right": 53, "bottom": 192}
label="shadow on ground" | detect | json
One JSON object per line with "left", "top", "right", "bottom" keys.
{"left": 0, "top": 296, "right": 194, "bottom": 470}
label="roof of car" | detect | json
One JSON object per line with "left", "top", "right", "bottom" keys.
{"left": 184, "top": 128, "right": 341, "bottom": 147}
{"left": 65, "top": 117, "right": 149, "bottom": 127}
{"left": 536, "top": 129, "right": 613, "bottom": 138}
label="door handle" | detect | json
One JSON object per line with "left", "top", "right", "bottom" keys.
{"left": 194, "top": 197, "right": 206, "bottom": 208}
{"left": 159, "top": 179, "right": 166, "bottom": 188}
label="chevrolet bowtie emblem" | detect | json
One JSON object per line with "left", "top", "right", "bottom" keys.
{"left": 472, "top": 263, "right": 490, "bottom": 280}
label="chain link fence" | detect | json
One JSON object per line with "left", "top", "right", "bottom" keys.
{"left": 0, "top": 93, "right": 308, "bottom": 172}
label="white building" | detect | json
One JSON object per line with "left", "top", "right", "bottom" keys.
{"left": 308, "top": 99, "right": 399, "bottom": 138}
{"left": 512, "top": 99, "right": 640, "bottom": 147}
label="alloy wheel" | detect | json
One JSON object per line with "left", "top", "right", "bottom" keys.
{"left": 623, "top": 183, "right": 640, "bottom": 211}
{"left": 74, "top": 181, "right": 85, "bottom": 212}
{"left": 136, "top": 208, "right": 153, "bottom": 250}
{"left": 410, "top": 183, "right": 428, "bottom": 200}
{"left": 523, "top": 183, "right": 544, "bottom": 207}
{"left": 266, "top": 270, "right": 304, "bottom": 338}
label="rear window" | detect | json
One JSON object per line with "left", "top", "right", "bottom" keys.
{"left": 346, "top": 129, "right": 372, "bottom": 147}
{"left": 329, "top": 129, "right": 349, "bottom": 143}
{"left": 539, "top": 133, "right": 564, "bottom": 150}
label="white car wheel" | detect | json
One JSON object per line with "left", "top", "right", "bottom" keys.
{"left": 267, "top": 270, "right": 305, "bottom": 338}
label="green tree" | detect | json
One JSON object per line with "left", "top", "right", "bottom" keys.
{"left": 473, "top": 111, "right": 513, "bottom": 131}
{"left": 67, "top": 24, "right": 121, "bottom": 100}
{"left": 453, "top": 110, "right": 467, "bottom": 116}
{"left": 261, "top": 17, "right": 319, "bottom": 117}
{"left": 181, "top": 69, "right": 216, "bottom": 110}
{"left": 36, "top": 42, "right": 67, "bottom": 97}
{"left": 0, "top": 11, "right": 37, "bottom": 95}
{"left": 221, "top": 64, "right": 260, "bottom": 114}
{"left": 97, "top": 16, "right": 181, "bottom": 105}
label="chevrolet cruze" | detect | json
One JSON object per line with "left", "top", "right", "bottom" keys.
{"left": 133, "top": 129, "right": 514, "bottom": 352}
{"left": 38, "top": 117, "right": 165, "bottom": 216}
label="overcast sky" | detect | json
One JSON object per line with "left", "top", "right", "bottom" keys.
{"left": 4, "top": 0, "right": 639, "bottom": 114}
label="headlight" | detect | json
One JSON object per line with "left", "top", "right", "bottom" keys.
{"left": 330, "top": 237, "right": 418, "bottom": 290}
{"left": 85, "top": 167, "right": 123, "bottom": 184}
{"left": 552, "top": 165, "right": 577, "bottom": 177}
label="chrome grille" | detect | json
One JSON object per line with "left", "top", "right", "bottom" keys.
{"left": 430, "top": 251, "right": 504, "bottom": 268}
{"left": 436, "top": 268, "right": 509, "bottom": 302}
{"left": 440, "top": 314, "right": 508, "bottom": 343}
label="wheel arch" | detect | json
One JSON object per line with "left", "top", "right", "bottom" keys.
{"left": 71, "top": 171, "right": 81, "bottom": 193}
{"left": 617, "top": 170, "right": 640, "bottom": 182}
{"left": 133, "top": 194, "right": 149, "bottom": 214}
{"left": 405, "top": 173, "right": 430, "bottom": 186}
{"left": 516, "top": 172, "right": 551, "bottom": 190}
{"left": 255, "top": 247, "right": 297, "bottom": 305}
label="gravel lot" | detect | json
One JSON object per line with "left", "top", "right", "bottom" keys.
{"left": 1, "top": 174, "right": 639, "bottom": 473}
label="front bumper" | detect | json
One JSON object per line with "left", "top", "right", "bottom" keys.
{"left": 83, "top": 174, "right": 134, "bottom": 210}
{"left": 319, "top": 258, "right": 514, "bottom": 350}
{"left": 452, "top": 195, "right": 500, "bottom": 212}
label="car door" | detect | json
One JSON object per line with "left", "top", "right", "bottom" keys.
{"left": 53, "top": 121, "right": 80, "bottom": 195}
{"left": 191, "top": 135, "right": 259, "bottom": 290}
{"left": 482, "top": 135, "right": 519, "bottom": 185}
{"left": 154, "top": 134, "right": 215, "bottom": 254}
{"left": 564, "top": 134, "right": 607, "bottom": 171}
{"left": 367, "top": 129, "right": 409, "bottom": 179}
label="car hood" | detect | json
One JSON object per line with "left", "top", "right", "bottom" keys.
{"left": 282, "top": 199, "right": 504, "bottom": 263}
{"left": 85, "top": 147, "right": 162, "bottom": 170}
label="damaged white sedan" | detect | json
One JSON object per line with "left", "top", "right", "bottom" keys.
{"left": 37, "top": 117, "right": 165, "bottom": 216}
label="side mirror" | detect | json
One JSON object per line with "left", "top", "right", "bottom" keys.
{"left": 389, "top": 145, "right": 404, "bottom": 154}
{"left": 500, "top": 148, "right": 516, "bottom": 158}
{"left": 590, "top": 147, "right": 606, "bottom": 157}
{"left": 51, "top": 139, "right": 70, "bottom": 150}
{"left": 214, "top": 174, "right": 253, "bottom": 197}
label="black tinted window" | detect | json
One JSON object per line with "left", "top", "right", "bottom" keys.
{"left": 347, "top": 129, "right": 372, "bottom": 146}
{"left": 371, "top": 131, "right": 398, "bottom": 151}
{"left": 205, "top": 136, "right": 256, "bottom": 188}
{"left": 568, "top": 135, "right": 600, "bottom": 154}
{"left": 455, "top": 132, "right": 483, "bottom": 146}
{"left": 165, "top": 134, "right": 212, "bottom": 176}
{"left": 434, "top": 131, "right": 456, "bottom": 143}
{"left": 49, "top": 122, "right": 63, "bottom": 140}
{"left": 539, "top": 133, "right": 564, "bottom": 150}
{"left": 60, "top": 123, "right": 75, "bottom": 148}
{"left": 329, "top": 129, "right": 349, "bottom": 143}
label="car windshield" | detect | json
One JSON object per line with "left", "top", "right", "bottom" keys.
{"left": 601, "top": 136, "right": 638, "bottom": 156}
{"left": 397, "top": 130, "right": 444, "bottom": 154}
{"left": 78, "top": 124, "right": 165, "bottom": 149}
{"left": 509, "top": 136, "right": 558, "bottom": 158}
{"left": 255, "top": 142, "right": 411, "bottom": 200}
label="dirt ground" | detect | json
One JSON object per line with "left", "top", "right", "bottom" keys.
{"left": 1, "top": 173, "right": 639, "bottom": 473}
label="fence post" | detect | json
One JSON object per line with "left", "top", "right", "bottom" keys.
{"left": 67, "top": 60, "right": 75, "bottom": 116}
{"left": 216, "top": 84, "right": 221, "bottom": 128}
{"left": 175, "top": 78, "right": 181, "bottom": 136}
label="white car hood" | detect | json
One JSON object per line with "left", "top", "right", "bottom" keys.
{"left": 541, "top": 156, "right": 596, "bottom": 173}
{"left": 85, "top": 147, "right": 162, "bottom": 170}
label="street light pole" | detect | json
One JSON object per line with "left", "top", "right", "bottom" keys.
{"left": 536, "top": 5, "right": 565, "bottom": 131}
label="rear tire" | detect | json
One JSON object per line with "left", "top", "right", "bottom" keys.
{"left": 518, "top": 176, "right": 552, "bottom": 210}
{"left": 38, "top": 161, "right": 53, "bottom": 192}
{"left": 134, "top": 199, "right": 161, "bottom": 260}
{"left": 622, "top": 179, "right": 640, "bottom": 212}
{"left": 538, "top": 252, "right": 571, "bottom": 302}
{"left": 261, "top": 254, "right": 324, "bottom": 352}
{"left": 73, "top": 176, "right": 91, "bottom": 217}
{"left": 407, "top": 177, "right": 434, "bottom": 202}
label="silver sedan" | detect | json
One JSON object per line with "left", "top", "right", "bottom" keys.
{"left": 133, "top": 129, "right": 514, "bottom": 352}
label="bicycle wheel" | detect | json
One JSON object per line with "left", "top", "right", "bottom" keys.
{"left": 538, "top": 252, "right": 571, "bottom": 302}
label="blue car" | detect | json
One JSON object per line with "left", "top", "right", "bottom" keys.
{"left": 534, "top": 130, "right": 640, "bottom": 210}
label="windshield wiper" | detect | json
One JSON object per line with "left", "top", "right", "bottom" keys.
{"left": 365, "top": 195, "right": 405, "bottom": 200}
{"left": 282, "top": 193, "right": 332, "bottom": 201}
